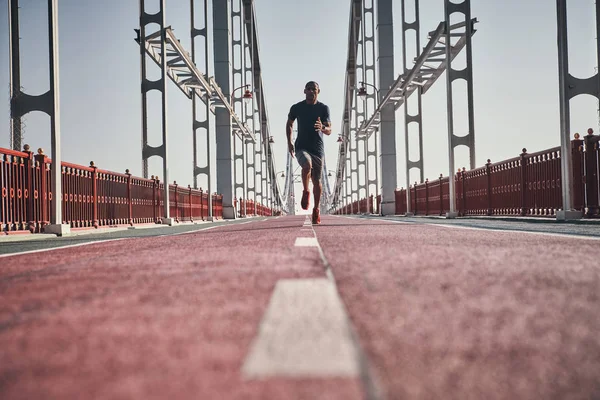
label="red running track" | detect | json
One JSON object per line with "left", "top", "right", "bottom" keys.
{"left": 0, "top": 217, "right": 362, "bottom": 400}
{"left": 318, "top": 216, "right": 600, "bottom": 400}
{"left": 1, "top": 215, "right": 600, "bottom": 399}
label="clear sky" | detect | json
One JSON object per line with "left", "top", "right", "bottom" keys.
{"left": 0, "top": 0, "right": 598, "bottom": 213}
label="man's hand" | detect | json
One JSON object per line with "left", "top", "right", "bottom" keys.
{"left": 314, "top": 117, "right": 323, "bottom": 132}
{"left": 288, "top": 141, "right": 295, "bottom": 156}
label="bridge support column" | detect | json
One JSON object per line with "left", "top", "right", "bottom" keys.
{"left": 555, "top": 0, "right": 595, "bottom": 221}
{"left": 401, "top": 0, "right": 425, "bottom": 215}
{"left": 213, "top": 0, "right": 236, "bottom": 219}
{"left": 191, "top": 0, "right": 213, "bottom": 220}
{"left": 444, "top": 0, "right": 476, "bottom": 219}
{"left": 9, "top": 0, "right": 69, "bottom": 234}
{"left": 377, "top": 0, "right": 397, "bottom": 216}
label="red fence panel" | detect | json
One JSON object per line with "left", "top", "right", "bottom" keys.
{"left": 414, "top": 182, "right": 427, "bottom": 215}
{"left": 0, "top": 148, "right": 31, "bottom": 232}
{"left": 394, "top": 189, "right": 406, "bottom": 215}
{"left": 462, "top": 164, "right": 490, "bottom": 216}
{"left": 488, "top": 155, "right": 522, "bottom": 216}
{"left": 96, "top": 169, "right": 130, "bottom": 226}
{"left": 130, "top": 176, "right": 157, "bottom": 224}
{"left": 523, "top": 147, "right": 562, "bottom": 216}
{"left": 427, "top": 175, "right": 443, "bottom": 216}
{"left": 583, "top": 132, "right": 599, "bottom": 216}
{"left": 61, "top": 162, "right": 96, "bottom": 228}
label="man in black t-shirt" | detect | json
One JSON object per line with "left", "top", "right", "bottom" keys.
{"left": 286, "top": 81, "right": 332, "bottom": 224}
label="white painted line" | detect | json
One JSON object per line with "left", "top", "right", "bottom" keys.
{"left": 0, "top": 224, "right": 223, "bottom": 258}
{"left": 294, "top": 237, "right": 319, "bottom": 247}
{"left": 160, "top": 225, "right": 220, "bottom": 237}
{"left": 374, "top": 217, "right": 600, "bottom": 241}
{"left": 242, "top": 278, "right": 359, "bottom": 378}
{"left": 0, "top": 238, "right": 128, "bottom": 259}
{"left": 425, "top": 222, "right": 600, "bottom": 241}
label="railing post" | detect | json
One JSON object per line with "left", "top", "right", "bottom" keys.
{"left": 571, "top": 132, "right": 585, "bottom": 212}
{"left": 188, "top": 185, "right": 193, "bottom": 222}
{"left": 584, "top": 131, "right": 599, "bottom": 216}
{"left": 173, "top": 181, "right": 179, "bottom": 222}
{"left": 199, "top": 188, "right": 204, "bottom": 221}
{"left": 88, "top": 161, "right": 99, "bottom": 228}
{"left": 125, "top": 168, "right": 133, "bottom": 226}
{"left": 439, "top": 174, "right": 444, "bottom": 216}
{"left": 152, "top": 175, "right": 158, "bottom": 223}
{"left": 454, "top": 169, "right": 461, "bottom": 216}
{"left": 486, "top": 159, "right": 493, "bottom": 216}
{"left": 461, "top": 167, "right": 467, "bottom": 216}
{"left": 22, "top": 145, "right": 36, "bottom": 232}
{"left": 34, "top": 149, "right": 49, "bottom": 229}
{"left": 425, "top": 179, "right": 429, "bottom": 215}
{"left": 520, "top": 148, "right": 528, "bottom": 216}
{"left": 413, "top": 182, "right": 418, "bottom": 215}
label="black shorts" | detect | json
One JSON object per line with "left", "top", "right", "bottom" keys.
{"left": 295, "top": 150, "right": 323, "bottom": 181}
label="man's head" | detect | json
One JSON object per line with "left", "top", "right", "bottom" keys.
{"left": 304, "top": 81, "right": 320, "bottom": 103}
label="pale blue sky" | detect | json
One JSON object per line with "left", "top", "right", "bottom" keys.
{"left": 0, "top": 0, "right": 598, "bottom": 211}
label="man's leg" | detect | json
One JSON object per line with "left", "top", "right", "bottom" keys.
{"left": 302, "top": 164, "right": 311, "bottom": 193}
{"left": 296, "top": 150, "right": 312, "bottom": 210}
{"left": 312, "top": 176, "right": 322, "bottom": 209}
{"left": 311, "top": 155, "right": 323, "bottom": 224}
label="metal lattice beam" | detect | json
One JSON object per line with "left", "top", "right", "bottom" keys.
{"left": 241, "top": 0, "right": 283, "bottom": 212}
{"left": 136, "top": 27, "right": 256, "bottom": 142}
{"left": 332, "top": 0, "right": 362, "bottom": 211}
{"left": 358, "top": 18, "right": 478, "bottom": 139}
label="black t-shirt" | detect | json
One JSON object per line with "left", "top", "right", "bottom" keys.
{"left": 288, "top": 100, "right": 331, "bottom": 157}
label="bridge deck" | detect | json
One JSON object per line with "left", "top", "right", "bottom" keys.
{"left": 1, "top": 216, "right": 599, "bottom": 399}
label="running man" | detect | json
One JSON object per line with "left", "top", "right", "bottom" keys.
{"left": 286, "top": 81, "right": 332, "bottom": 224}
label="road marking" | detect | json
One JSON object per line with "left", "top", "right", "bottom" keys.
{"left": 426, "top": 222, "right": 600, "bottom": 241}
{"left": 242, "top": 278, "right": 359, "bottom": 378}
{"left": 369, "top": 216, "right": 600, "bottom": 241}
{"left": 157, "top": 225, "right": 220, "bottom": 237}
{"left": 0, "top": 224, "right": 224, "bottom": 258}
{"left": 0, "top": 238, "right": 128, "bottom": 258}
{"left": 294, "top": 237, "right": 319, "bottom": 247}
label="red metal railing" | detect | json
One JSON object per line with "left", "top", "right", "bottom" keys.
{"left": 1, "top": 146, "right": 261, "bottom": 234}
{"left": 335, "top": 133, "right": 600, "bottom": 218}
{"left": 235, "top": 198, "right": 273, "bottom": 218}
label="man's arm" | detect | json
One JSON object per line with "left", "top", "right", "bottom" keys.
{"left": 286, "top": 118, "right": 294, "bottom": 144}
{"left": 321, "top": 106, "right": 332, "bottom": 136}
{"left": 286, "top": 118, "right": 295, "bottom": 156}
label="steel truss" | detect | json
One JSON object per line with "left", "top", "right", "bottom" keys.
{"left": 241, "top": 0, "right": 284, "bottom": 214}
{"left": 190, "top": 0, "right": 212, "bottom": 216}
{"left": 333, "top": 0, "right": 477, "bottom": 215}
{"left": 231, "top": 0, "right": 249, "bottom": 215}
{"left": 358, "top": 18, "right": 477, "bottom": 138}
{"left": 356, "top": 0, "right": 378, "bottom": 209}
{"left": 136, "top": 0, "right": 281, "bottom": 219}
{"left": 136, "top": 26, "right": 255, "bottom": 142}
{"left": 332, "top": 0, "right": 362, "bottom": 212}
{"left": 401, "top": 0, "right": 424, "bottom": 215}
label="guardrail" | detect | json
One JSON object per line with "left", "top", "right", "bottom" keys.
{"left": 0, "top": 146, "right": 248, "bottom": 234}
{"left": 235, "top": 198, "right": 273, "bottom": 218}
{"left": 335, "top": 131, "right": 600, "bottom": 218}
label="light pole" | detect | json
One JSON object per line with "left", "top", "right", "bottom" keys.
{"left": 231, "top": 84, "right": 253, "bottom": 106}
{"left": 357, "top": 81, "right": 380, "bottom": 102}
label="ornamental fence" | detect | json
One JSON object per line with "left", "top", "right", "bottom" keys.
{"left": 1, "top": 145, "right": 271, "bottom": 234}
{"left": 335, "top": 131, "right": 600, "bottom": 218}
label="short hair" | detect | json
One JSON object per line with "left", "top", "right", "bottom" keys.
{"left": 305, "top": 81, "right": 319, "bottom": 89}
